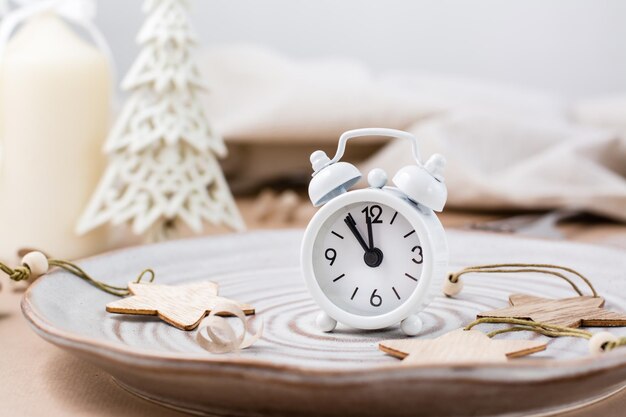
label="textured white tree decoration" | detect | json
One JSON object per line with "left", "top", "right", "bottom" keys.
{"left": 77, "top": 0, "right": 244, "bottom": 236}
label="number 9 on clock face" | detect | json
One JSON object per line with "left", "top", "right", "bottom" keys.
{"left": 312, "top": 201, "right": 424, "bottom": 317}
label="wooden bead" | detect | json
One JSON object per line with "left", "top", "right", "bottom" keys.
{"left": 588, "top": 331, "right": 618, "bottom": 355}
{"left": 442, "top": 275, "right": 463, "bottom": 297}
{"left": 22, "top": 251, "right": 49, "bottom": 277}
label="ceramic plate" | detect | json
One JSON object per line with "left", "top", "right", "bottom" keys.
{"left": 22, "top": 230, "right": 626, "bottom": 416}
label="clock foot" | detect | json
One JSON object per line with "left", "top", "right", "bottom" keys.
{"left": 316, "top": 312, "right": 337, "bottom": 332}
{"left": 401, "top": 315, "right": 423, "bottom": 336}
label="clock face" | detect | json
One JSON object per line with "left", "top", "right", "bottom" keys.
{"left": 312, "top": 201, "right": 424, "bottom": 317}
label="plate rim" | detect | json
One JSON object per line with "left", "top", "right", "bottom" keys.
{"left": 20, "top": 229, "right": 626, "bottom": 382}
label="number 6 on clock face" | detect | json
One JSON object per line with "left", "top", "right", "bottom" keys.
{"left": 312, "top": 200, "right": 424, "bottom": 317}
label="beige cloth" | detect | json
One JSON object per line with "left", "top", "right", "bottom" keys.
{"left": 201, "top": 45, "right": 626, "bottom": 221}
{"left": 363, "top": 111, "right": 626, "bottom": 221}
{"left": 200, "top": 45, "right": 442, "bottom": 141}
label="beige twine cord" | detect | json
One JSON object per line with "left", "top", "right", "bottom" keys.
{"left": 448, "top": 263, "right": 598, "bottom": 297}
{"left": 449, "top": 263, "right": 625, "bottom": 352}
{"left": 464, "top": 317, "right": 626, "bottom": 352}
{"left": 0, "top": 252, "right": 264, "bottom": 353}
{"left": 0, "top": 258, "right": 154, "bottom": 296}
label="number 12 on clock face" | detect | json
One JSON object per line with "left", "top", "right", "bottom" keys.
{"left": 312, "top": 201, "right": 424, "bottom": 317}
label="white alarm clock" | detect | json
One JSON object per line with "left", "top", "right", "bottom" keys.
{"left": 300, "top": 128, "right": 448, "bottom": 336}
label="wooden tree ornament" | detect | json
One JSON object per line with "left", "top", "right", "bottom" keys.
{"left": 479, "top": 294, "right": 626, "bottom": 328}
{"left": 77, "top": 0, "right": 244, "bottom": 237}
{"left": 106, "top": 281, "right": 254, "bottom": 330}
{"left": 380, "top": 329, "right": 546, "bottom": 366}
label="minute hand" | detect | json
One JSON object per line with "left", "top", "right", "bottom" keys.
{"left": 366, "top": 211, "right": 374, "bottom": 250}
{"left": 344, "top": 214, "right": 369, "bottom": 252}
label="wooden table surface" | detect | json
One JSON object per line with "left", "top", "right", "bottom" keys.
{"left": 1, "top": 203, "right": 625, "bottom": 417}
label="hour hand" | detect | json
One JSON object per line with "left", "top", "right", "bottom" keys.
{"left": 344, "top": 213, "right": 369, "bottom": 252}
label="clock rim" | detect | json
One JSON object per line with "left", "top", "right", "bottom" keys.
{"left": 301, "top": 188, "right": 437, "bottom": 330}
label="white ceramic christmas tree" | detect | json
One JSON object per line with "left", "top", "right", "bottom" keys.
{"left": 77, "top": 0, "right": 245, "bottom": 237}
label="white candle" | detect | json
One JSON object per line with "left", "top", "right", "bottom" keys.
{"left": 0, "top": 13, "right": 111, "bottom": 261}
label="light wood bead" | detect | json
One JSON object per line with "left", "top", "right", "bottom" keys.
{"left": 588, "top": 331, "right": 618, "bottom": 355}
{"left": 442, "top": 275, "right": 463, "bottom": 297}
{"left": 22, "top": 251, "right": 49, "bottom": 277}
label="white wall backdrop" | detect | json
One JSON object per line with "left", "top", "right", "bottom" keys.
{"left": 96, "top": 0, "right": 626, "bottom": 99}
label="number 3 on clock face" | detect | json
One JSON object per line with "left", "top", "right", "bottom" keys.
{"left": 312, "top": 201, "right": 424, "bottom": 317}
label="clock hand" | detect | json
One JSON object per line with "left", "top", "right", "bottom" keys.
{"left": 344, "top": 213, "right": 369, "bottom": 253}
{"left": 366, "top": 210, "right": 374, "bottom": 250}
{"left": 364, "top": 210, "right": 384, "bottom": 267}
{"left": 345, "top": 213, "right": 384, "bottom": 268}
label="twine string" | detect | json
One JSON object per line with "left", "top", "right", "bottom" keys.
{"left": 0, "top": 263, "right": 29, "bottom": 281}
{"left": 452, "top": 263, "right": 626, "bottom": 352}
{"left": 605, "top": 338, "right": 626, "bottom": 351}
{"left": 2, "top": 257, "right": 154, "bottom": 296}
{"left": 465, "top": 317, "right": 626, "bottom": 352}
{"left": 449, "top": 263, "right": 598, "bottom": 297}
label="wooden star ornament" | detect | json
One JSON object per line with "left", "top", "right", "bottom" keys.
{"left": 106, "top": 281, "right": 254, "bottom": 330}
{"left": 380, "top": 329, "right": 546, "bottom": 366}
{"left": 479, "top": 294, "right": 626, "bottom": 328}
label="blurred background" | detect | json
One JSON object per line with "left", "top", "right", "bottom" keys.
{"left": 1, "top": 0, "right": 625, "bottom": 261}
{"left": 100, "top": 0, "right": 626, "bottom": 99}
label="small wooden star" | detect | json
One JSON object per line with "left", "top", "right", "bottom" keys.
{"left": 379, "top": 329, "right": 546, "bottom": 366}
{"left": 479, "top": 294, "right": 626, "bottom": 328}
{"left": 106, "top": 281, "right": 254, "bottom": 330}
